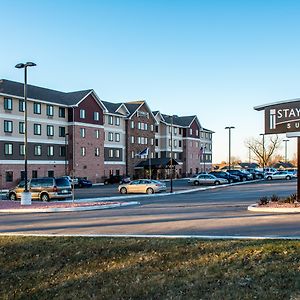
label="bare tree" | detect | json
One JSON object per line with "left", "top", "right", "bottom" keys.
{"left": 245, "top": 135, "right": 282, "bottom": 167}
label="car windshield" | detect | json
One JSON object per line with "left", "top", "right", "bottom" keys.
{"left": 56, "top": 178, "right": 71, "bottom": 187}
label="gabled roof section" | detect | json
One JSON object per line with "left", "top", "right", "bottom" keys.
{"left": 0, "top": 79, "right": 93, "bottom": 106}
{"left": 161, "top": 114, "right": 201, "bottom": 128}
{"left": 124, "top": 100, "right": 156, "bottom": 121}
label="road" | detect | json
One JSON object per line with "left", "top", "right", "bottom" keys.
{"left": 1, "top": 180, "right": 299, "bottom": 238}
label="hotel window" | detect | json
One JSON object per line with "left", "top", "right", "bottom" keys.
{"left": 32, "top": 170, "right": 38, "bottom": 178}
{"left": 150, "top": 138, "right": 154, "bottom": 145}
{"left": 115, "top": 133, "right": 120, "bottom": 142}
{"left": 169, "top": 126, "right": 171, "bottom": 133}
{"left": 59, "top": 107, "right": 65, "bottom": 118}
{"left": 46, "top": 105, "right": 54, "bottom": 116}
{"left": 19, "top": 122, "right": 25, "bottom": 134}
{"left": 80, "top": 147, "right": 86, "bottom": 156}
{"left": 33, "top": 103, "right": 41, "bottom": 114}
{"left": 60, "top": 146, "right": 66, "bottom": 157}
{"left": 174, "top": 127, "right": 177, "bottom": 135}
{"left": 190, "top": 128, "right": 193, "bottom": 135}
{"left": 150, "top": 124, "right": 154, "bottom": 131}
{"left": 131, "top": 121, "right": 134, "bottom": 129}
{"left": 145, "top": 123, "right": 148, "bottom": 131}
{"left": 80, "top": 109, "right": 86, "bottom": 119}
{"left": 155, "top": 139, "right": 158, "bottom": 146}
{"left": 174, "top": 153, "right": 177, "bottom": 159}
{"left": 196, "top": 130, "right": 199, "bottom": 136}
{"left": 47, "top": 125, "right": 54, "bottom": 136}
{"left": 95, "top": 129, "right": 100, "bottom": 139}
{"left": 5, "top": 171, "right": 13, "bottom": 182}
{"left": 179, "top": 128, "right": 182, "bottom": 135}
{"left": 94, "top": 111, "right": 99, "bottom": 121}
{"left": 115, "top": 116, "right": 120, "bottom": 126}
{"left": 4, "top": 143, "right": 13, "bottom": 155}
{"left": 108, "top": 132, "right": 113, "bottom": 141}
{"left": 131, "top": 151, "right": 135, "bottom": 158}
{"left": 141, "top": 123, "right": 144, "bottom": 130}
{"left": 95, "top": 148, "right": 100, "bottom": 157}
{"left": 138, "top": 137, "right": 141, "bottom": 144}
{"left": 19, "top": 99, "right": 25, "bottom": 112}
{"left": 179, "top": 140, "right": 182, "bottom": 147}
{"left": 34, "top": 145, "right": 42, "bottom": 156}
{"left": 108, "top": 115, "right": 113, "bottom": 125}
{"left": 59, "top": 126, "right": 66, "bottom": 137}
{"left": 19, "top": 144, "right": 25, "bottom": 156}
{"left": 115, "top": 149, "right": 120, "bottom": 158}
{"left": 47, "top": 145, "right": 54, "bottom": 156}
{"left": 80, "top": 128, "right": 86, "bottom": 138}
{"left": 169, "top": 139, "right": 172, "bottom": 147}
{"left": 4, "top": 98, "right": 13, "bottom": 110}
{"left": 4, "top": 120, "right": 13, "bottom": 133}
{"left": 174, "top": 140, "right": 177, "bottom": 147}
{"left": 131, "top": 136, "right": 135, "bottom": 143}
{"left": 145, "top": 137, "right": 148, "bottom": 144}
{"left": 34, "top": 124, "right": 41, "bottom": 135}
{"left": 109, "top": 149, "right": 114, "bottom": 158}
{"left": 155, "top": 125, "right": 159, "bottom": 133}
{"left": 138, "top": 122, "right": 141, "bottom": 130}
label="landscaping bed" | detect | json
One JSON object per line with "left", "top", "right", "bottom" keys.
{"left": 0, "top": 236, "right": 299, "bottom": 299}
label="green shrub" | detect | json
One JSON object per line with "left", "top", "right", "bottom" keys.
{"left": 258, "top": 196, "right": 269, "bottom": 206}
{"left": 284, "top": 193, "right": 297, "bottom": 204}
{"left": 270, "top": 194, "right": 280, "bottom": 202}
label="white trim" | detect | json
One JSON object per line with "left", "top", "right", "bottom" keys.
{"left": 254, "top": 98, "right": 300, "bottom": 111}
{"left": 104, "top": 161, "right": 126, "bottom": 165}
{"left": 0, "top": 160, "right": 66, "bottom": 165}
{"left": 72, "top": 122, "right": 104, "bottom": 129}
{"left": 0, "top": 136, "right": 66, "bottom": 144}
{"left": 103, "top": 127, "right": 125, "bottom": 134}
{"left": 286, "top": 132, "right": 300, "bottom": 137}
{"left": 104, "top": 143, "right": 126, "bottom": 149}
{"left": 0, "top": 113, "right": 69, "bottom": 125}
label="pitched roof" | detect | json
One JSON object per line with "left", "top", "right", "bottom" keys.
{"left": 161, "top": 114, "right": 197, "bottom": 127}
{"left": 0, "top": 79, "right": 92, "bottom": 106}
{"left": 101, "top": 100, "right": 124, "bottom": 114}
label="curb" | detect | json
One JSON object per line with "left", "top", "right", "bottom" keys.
{"left": 248, "top": 204, "right": 300, "bottom": 213}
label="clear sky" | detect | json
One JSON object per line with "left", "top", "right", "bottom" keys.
{"left": 2, "top": 0, "right": 300, "bottom": 163}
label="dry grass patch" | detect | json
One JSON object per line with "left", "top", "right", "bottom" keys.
{"left": 0, "top": 237, "right": 299, "bottom": 299}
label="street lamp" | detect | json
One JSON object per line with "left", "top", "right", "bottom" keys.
{"left": 170, "top": 115, "right": 174, "bottom": 193}
{"left": 15, "top": 62, "right": 36, "bottom": 205}
{"left": 225, "top": 126, "right": 235, "bottom": 171}
{"left": 65, "top": 133, "right": 69, "bottom": 175}
{"left": 283, "top": 139, "right": 289, "bottom": 163}
{"left": 260, "top": 133, "right": 265, "bottom": 171}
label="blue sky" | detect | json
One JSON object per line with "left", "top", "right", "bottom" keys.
{"left": 2, "top": 0, "right": 300, "bottom": 163}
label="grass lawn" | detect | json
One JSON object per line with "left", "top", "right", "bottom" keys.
{"left": 0, "top": 236, "right": 299, "bottom": 300}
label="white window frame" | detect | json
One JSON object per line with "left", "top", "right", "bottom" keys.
{"left": 80, "top": 109, "right": 86, "bottom": 119}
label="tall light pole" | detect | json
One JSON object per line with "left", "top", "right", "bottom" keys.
{"left": 15, "top": 62, "right": 36, "bottom": 205}
{"left": 248, "top": 147, "right": 251, "bottom": 165}
{"left": 225, "top": 126, "right": 235, "bottom": 171}
{"left": 170, "top": 115, "right": 174, "bottom": 193}
{"left": 283, "top": 139, "right": 289, "bottom": 163}
{"left": 260, "top": 133, "right": 265, "bottom": 170}
{"left": 65, "top": 133, "right": 69, "bottom": 175}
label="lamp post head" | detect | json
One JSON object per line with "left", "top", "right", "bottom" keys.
{"left": 15, "top": 63, "right": 25, "bottom": 69}
{"left": 15, "top": 62, "right": 36, "bottom": 69}
{"left": 26, "top": 62, "right": 37, "bottom": 67}
{"left": 225, "top": 126, "right": 235, "bottom": 130}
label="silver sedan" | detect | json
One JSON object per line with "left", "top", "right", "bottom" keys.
{"left": 118, "top": 179, "right": 167, "bottom": 194}
{"left": 188, "top": 174, "right": 228, "bottom": 186}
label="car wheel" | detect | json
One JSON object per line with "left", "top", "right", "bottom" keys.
{"left": 40, "top": 193, "right": 50, "bottom": 202}
{"left": 242, "top": 177, "right": 246, "bottom": 182}
{"left": 120, "top": 187, "right": 127, "bottom": 194}
{"left": 104, "top": 180, "right": 109, "bottom": 185}
{"left": 194, "top": 181, "right": 200, "bottom": 186}
{"left": 79, "top": 183, "right": 83, "bottom": 188}
{"left": 267, "top": 176, "right": 272, "bottom": 180}
{"left": 146, "top": 188, "right": 154, "bottom": 194}
{"left": 286, "top": 176, "right": 291, "bottom": 180}
{"left": 9, "top": 193, "right": 17, "bottom": 201}
{"left": 215, "top": 181, "right": 220, "bottom": 185}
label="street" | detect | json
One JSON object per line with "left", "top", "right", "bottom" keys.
{"left": 0, "top": 180, "right": 299, "bottom": 238}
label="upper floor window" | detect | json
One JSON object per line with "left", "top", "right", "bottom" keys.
{"left": 4, "top": 98, "right": 13, "bottom": 110}
{"left": 95, "top": 147, "right": 100, "bottom": 157}
{"left": 179, "top": 140, "right": 182, "bottom": 147}
{"left": 95, "top": 129, "right": 100, "bottom": 139}
{"left": 109, "top": 149, "right": 114, "bottom": 158}
{"left": 196, "top": 130, "right": 199, "bottom": 136}
{"left": 47, "top": 145, "right": 54, "bottom": 156}
{"left": 80, "top": 147, "right": 86, "bottom": 156}
{"left": 34, "top": 145, "right": 42, "bottom": 156}
{"left": 59, "top": 107, "right": 65, "bottom": 118}
{"left": 155, "top": 125, "right": 159, "bottom": 133}
{"left": 189, "top": 128, "right": 193, "bottom": 135}
{"left": 19, "top": 144, "right": 25, "bottom": 156}
{"left": 131, "top": 136, "right": 135, "bottom": 144}
{"left": 19, "top": 122, "right": 25, "bottom": 134}
{"left": 94, "top": 112, "right": 99, "bottom": 121}
{"left": 138, "top": 122, "right": 141, "bottom": 130}
{"left": 115, "top": 117, "right": 120, "bottom": 126}
{"left": 4, "top": 120, "right": 13, "bottom": 133}
{"left": 60, "top": 146, "right": 66, "bottom": 157}
{"left": 46, "top": 105, "right": 54, "bottom": 116}
{"left": 108, "top": 132, "right": 113, "bottom": 141}
{"left": 33, "top": 103, "right": 41, "bottom": 114}
{"left": 115, "top": 133, "right": 120, "bottom": 142}
{"left": 130, "top": 121, "right": 134, "bottom": 129}
{"left": 59, "top": 126, "right": 66, "bottom": 137}
{"left": 34, "top": 124, "right": 41, "bottom": 135}
{"left": 47, "top": 125, "right": 54, "bottom": 136}
{"left": 150, "top": 124, "right": 154, "bottom": 132}
{"left": 115, "top": 149, "right": 120, "bottom": 158}
{"left": 108, "top": 115, "right": 113, "bottom": 125}
{"left": 174, "top": 127, "right": 177, "bottom": 135}
{"left": 4, "top": 143, "right": 13, "bottom": 155}
{"left": 19, "top": 99, "right": 25, "bottom": 112}
{"left": 179, "top": 128, "right": 182, "bottom": 135}
{"left": 80, "top": 109, "right": 85, "bottom": 119}
{"left": 80, "top": 128, "right": 86, "bottom": 138}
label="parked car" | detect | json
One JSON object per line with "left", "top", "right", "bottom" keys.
{"left": 263, "top": 167, "right": 277, "bottom": 174}
{"left": 118, "top": 179, "right": 167, "bottom": 194}
{"left": 61, "top": 175, "right": 78, "bottom": 185}
{"left": 104, "top": 175, "right": 131, "bottom": 185}
{"left": 226, "top": 170, "right": 252, "bottom": 181}
{"left": 188, "top": 174, "right": 228, "bottom": 186}
{"left": 76, "top": 177, "right": 93, "bottom": 188}
{"left": 209, "top": 171, "right": 240, "bottom": 183}
{"left": 245, "top": 168, "right": 264, "bottom": 179}
{"left": 7, "top": 177, "right": 72, "bottom": 202}
{"left": 264, "top": 171, "right": 296, "bottom": 181}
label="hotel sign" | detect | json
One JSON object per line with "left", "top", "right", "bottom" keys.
{"left": 265, "top": 101, "right": 300, "bottom": 134}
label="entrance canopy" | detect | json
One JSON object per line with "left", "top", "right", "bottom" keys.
{"left": 135, "top": 158, "right": 179, "bottom": 169}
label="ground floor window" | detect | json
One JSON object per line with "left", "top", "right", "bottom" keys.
{"left": 48, "top": 170, "right": 54, "bottom": 177}
{"left": 32, "top": 170, "right": 38, "bottom": 178}
{"left": 116, "top": 169, "right": 120, "bottom": 175}
{"left": 6, "top": 171, "right": 13, "bottom": 182}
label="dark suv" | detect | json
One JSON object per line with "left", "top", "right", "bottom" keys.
{"left": 209, "top": 171, "right": 240, "bottom": 183}
{"left": 7, "top": 177, "right": 72, "bottom": 202}
{"left": 103, "top": 175, "right": 130, "bottom": 185}
{"left": 227, "top": 170, "right": 252, "bottom": 181}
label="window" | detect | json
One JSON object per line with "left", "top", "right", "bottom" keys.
{"left": 46, "top": 105, "right": 54, "bottom": 116}
{"left": 59, "top": 127, "right": 65, "bottom": 137}
{"left": 47, "top": 125, "right": 54, "bottom": 136}
{"left": 131, "top": 151, "right": 135, "bottom": 158}
{"left": 179, "top": 128, "right": 182, "bottom": 135}
{"left": 115, "top": 149, "right": 120, "bottom": 158}
{"left": 108, "top": 115, "right": 113, "bottom": 125}
{"left": 189, "top": 128, "right": 193, "bottom": 135}
{"left": 150, "top": 124, "right": 154, "bottom": 131}
{"left": 131, "top": 121, "right": 134, "bottom": 129}
{"left": 34, "top": 124, "right": 41, "bottom": 135}
{"left": 155, "top": 125, "right": 159, "bottom": 133}
{"left": 169, "top": 139, "right": 172, "bottom": 147}
{"left": 19, "top": 122, "right": 25, "bottom": 134}
{"left": 95, "top": 130, "right": 100, "bottom": 139}
{"left": 179, "top": 140, "right": 182, "bottom": 147}
{"left": 115, "top": 133, "right": 120, "bottom": 142}
{"left": 59, "top": 107, "right": 65, "bottom": 118}
{"left": 174, "top": 140, "right": 177, "bottom": 147}
{"left": 80, "top": 128, "right": 86, "bottom": 138}
{"left": 108, "top": 132, "right": 113, "bottom": 141}
{"left": 155, "top": 139, "right": 158, "bottom": 146}
{"left": 47, "top": 145, "right": 54, "bottom": 156}
{"left": 19, "top": 144, "right": 25, "bottom": 156}
{"left": 5, "top": 171, "right": 13, "bottom": 182}
{"left": 33, "top": 103, "right": 41, "bottom": 114}
{"left": 60, "top": 146, "right": 66, "bottom": 157}
{"left": 131, "top": 136, "right": 135, "bottom": 143}
{"left": 115, "top": 117, "right": 120, "bottom": 126}
{"left": 4, "top": 98, "right": 12, "bottom": 110}
{"left": 95, "top": 148, "right": 100, "bottom": 157}
{"left": 109, "top": 149, "right": 114, "bottom": 158}
{"left": 34, "top": 145, "right": 42, "bottom": 156}
{"left": 145, "top": 123, "right": 148, "bottom": 131}
{"left": 4, "top": 120, "right": 13, "bottom": 133}
{"left": 93, "top": 112, "right": 99, "bottom": 121}
{"left": 138, "top": 122, "right": 141, "bottom": 130}
{"left": 138, "top": 137, "right": 141, "bottom": 144}
{"left": 19, "top": 99, "right": 25, "bottom": 112}
{"left": 48, "top": 170, "right": 54, "bottom": 177}
{"left": 32, "top": 170, "right": 38, "bottom": 178}
{"left": 174, "top": 127, "right": 177, "bottom": 135}
{"left": 80, "top": 147, "right": 86, "bottom": 156}
{"left": 141, "top": 123, "right": 144, "bottom": 130}
{"left": 80, "top": 109, "right": 85, "bottom": 119}
{"left": 196, "top": 130, "right": 199, "bottom": 136}
{"left": 4, "top": 143, "right": 13, "bottom": 155}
